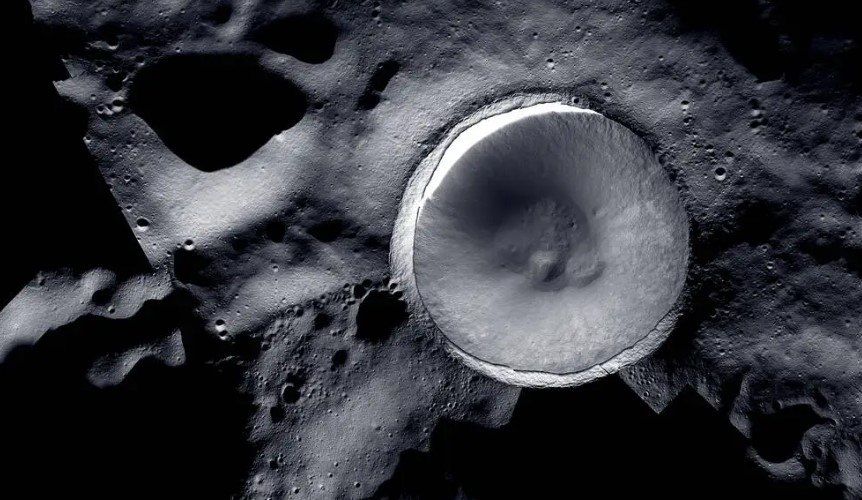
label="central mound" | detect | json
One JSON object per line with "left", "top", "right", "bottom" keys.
{"left": 412, "top": 101, "right": 689, "bottom": 383}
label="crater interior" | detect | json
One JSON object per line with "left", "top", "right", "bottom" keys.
{"left": 413, "top": 101, "right": 690, "bottom": 380}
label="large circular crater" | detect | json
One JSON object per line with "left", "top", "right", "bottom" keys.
{"left": 393, "top": 97, "right": 689, "bottom": 387}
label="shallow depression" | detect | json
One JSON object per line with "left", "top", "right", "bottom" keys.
{"left": 411, "top": 101, "right": 690, "bottom": 380}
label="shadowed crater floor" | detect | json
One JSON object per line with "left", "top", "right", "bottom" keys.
{"left": 251, "top": 12, "right": 338, "bottom": 64}
{"left": 128, "top": 53, "right": 307, "bottom": 172}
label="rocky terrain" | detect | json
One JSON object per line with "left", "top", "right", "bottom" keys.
{"left": 2, "top": 0, "right": 860, "bottom": 498}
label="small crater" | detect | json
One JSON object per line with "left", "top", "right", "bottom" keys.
{"left": 251, "top": 12, "right": 337, "bottom": 64}
{"left": 281, "top": 374, "right": 304, "bottom": 404}
{"left": 331, "top": 349, "right": 348, "bottom": 369}
{"left": 91, "top": 287, "right": 115, "bottom": 306}
{"left": 355, "top": 289, "right": 408, "bottom": 342}
{"left": 750, "top": 404, "right": 826, "bottom": 463}
{"left": 94, "top": 23, "right": 121, "bottom": 50}
{"left": 128, "top": 53, "right": 307, "bottom": 172}
{"left": 314, "top": 312, "right": 332, "bottom": 330}
{"left": 357, "top": 60, "right": 400, "bottom": 110}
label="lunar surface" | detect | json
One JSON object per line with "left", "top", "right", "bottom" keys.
{"left": 4, "top": 0, "right": 861, "bottom": 498}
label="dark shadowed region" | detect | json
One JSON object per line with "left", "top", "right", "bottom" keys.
{"left": 665, "top": 0, "right": 862, "bottom": 92}
{"left": 3, "top": 0, "right": 149, "bottom": 309}
{"left": 128, "top": 53, "right": 307, "bottom": 172}
{"left": 358, "top": 60, "right": 401, "bottom": 110}
{"left": 355, "top": 290, "right": 408, "bottom": 342}
{"left": 0, "top": 292, "right": 255, "bottom": 500}
{"left": 251, "top": 12, "right": 338, "bottom": 64}
{"left": 370, "top": 378, "right": 846, "bottom": 499}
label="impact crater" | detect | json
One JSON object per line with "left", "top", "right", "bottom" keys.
{"left": 394, "top": 97, "right": 690, "bottom": 387}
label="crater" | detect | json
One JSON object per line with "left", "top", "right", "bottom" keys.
{"left": 398, "top": 98, "right": 690, "bottom": 386}
{"left": 128, "top": 53, "right": 306, "bottom": 172}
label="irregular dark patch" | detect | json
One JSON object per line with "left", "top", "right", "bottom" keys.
{"left": 281, "top": 383, "right": 301, "bottom": 404}
{"left": 265, "top": 220, "right": 286, "bottom": 243}
{"left": 0, "top": 291, "right": 255, "bottom": 499}
{"left": 94, "top": 22, "right": 121, "bottom": 49}
{"left": 91, "top": 286, "right": 115, "bottom": 306}
{"left": 229, "top": 237, "right": 250, "bottom": 253}
{"left": 352, "top": 283, "right": 368, "bottom": 299}
{"left": 357, "top": 60, "right": 400, "bottom": 110}
{"left": 281, "top": 373, "right": 305, "bottom": 404}
{"left": 269, "top": 404, "right": 285, "bottom": 423}
{"left": 355, "top": 290, "right": 407, "bottom": 342}
{"left": 666, "top": 0, "right": 784, "bottom": 81}
{"left": 308, "top": 219, "right": 345, "bottom": 242}
{"left": 732, "top": 197, "right": 790, "bottom": 246}
{"left": 666, "top": 0, "right": 862, "bottom": 92}
{"left": 210, "top": 1, "right": 233, "bottom": 25}
{"left": 33, "top": 22, "right": 87, "bottom": 66}
{"left": 314, "top": 312, "right": 333, "bottom": 330}
{"left": 173, "top": 247, "right": 213, "bottom": 286}
{"left": 362, "top": 233, "right": 390, "bottom": 251}
{"left": 251, "top": 12, "right": 337, "bottom": 64}
{"left": 128, "top": 53, "right": 307, "bottom": 172}
{"left": 371, "top": 381, "right": 843, "bottom": 499}
{"left": 331, "top": 349, "right": 348, "bottom": 369}
{"left": 698, "top": 193, "right": 792, "bottom": 262}
{"left": 105, "top": 69, "right": 127, "bottom": 91}
{"left": 750, "top": 404, "right": 827, "bottom": 463}
{"left": 4, "top": 4, "right": 149, "bottom": 309}
{"left": 370, "top": 450, "right": 457, "bottom": 500}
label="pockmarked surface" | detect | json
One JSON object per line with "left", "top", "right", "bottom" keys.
{"left": 5, "top": 0, "right": 861, "bottom": 497}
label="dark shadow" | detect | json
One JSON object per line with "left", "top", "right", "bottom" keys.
{"left": 355, "top": 290, "right": 408, "bottom": 343}
{"left": 251, "top": 12, "right": 338, "bottom": 64}
{"left": 358, "top": 60, "right": 400, "bottom": 110}
{"left": 173, "top": 245, "right": 215, "bottom": 286}
{"left": 800, "top": 230, "right": 862, "bottom": 279}
{"left": 308, "top": 218, "right": 346, "bottom": 242}
{"left": 128, "top": 53, "right": 307, "bottom": 172}
{"left": 664, "top": 0, "right": 862, "bottom": 92}
{"left": 751, "top": 404, "right": 828, "bottom": 464}
{"left": 3, "top": 0, "right": 150, "bottom": 310}
{"left": 0, "top": 290, "right": 256, "bottom": 500}
{"left": 371, "top": 378, "right": 845, "bottom": 499}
